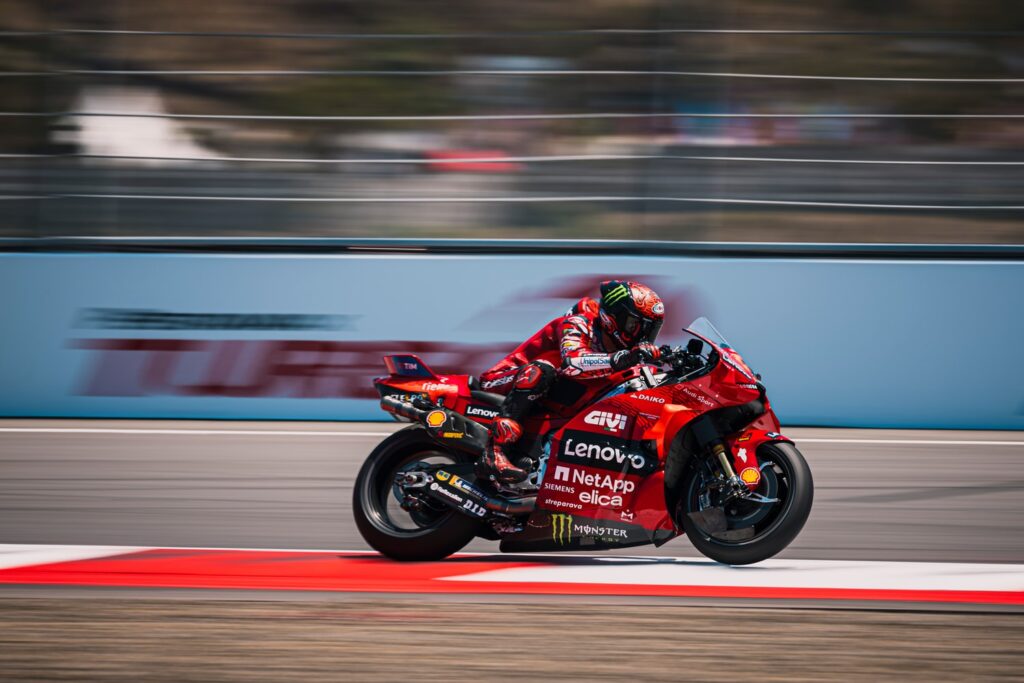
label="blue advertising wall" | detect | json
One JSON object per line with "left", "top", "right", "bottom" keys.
{"left": 1, "top": 251, "right": 1022, "bottom": 429}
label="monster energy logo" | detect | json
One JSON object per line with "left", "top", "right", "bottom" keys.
{"left": 551, "top": 513, "right": 573, "bottom": 545}
{"left": 603, "top": 284, "right": 630, "bottom": 306}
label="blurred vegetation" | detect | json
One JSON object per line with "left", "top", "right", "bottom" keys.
{"left": 0, "top": 0, "right": 1020, "bottom": 242}
{"left": 2, "top": 0, "right": 1021, "bottom": 138}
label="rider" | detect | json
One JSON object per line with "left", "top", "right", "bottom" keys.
{"left": 477, "top": 280, "right": 665, "bottom": 483}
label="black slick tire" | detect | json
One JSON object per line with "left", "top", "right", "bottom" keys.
{"left": 352, "top": 425, "right": 482, "bottom": 561}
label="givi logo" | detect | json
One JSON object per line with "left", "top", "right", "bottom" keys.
{"left": 584, "top": 410, "right": 627, "bottom": 433}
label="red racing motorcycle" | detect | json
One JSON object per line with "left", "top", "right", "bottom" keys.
{"left": 354, "top": 317, "right": 813, "bottom": 565}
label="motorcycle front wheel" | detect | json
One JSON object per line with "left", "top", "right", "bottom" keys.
{"left": 679, "top": 441, "right": 813, "bottom": 565}
{"left": 352, "top": 425, "right": 482, "bottom": 561}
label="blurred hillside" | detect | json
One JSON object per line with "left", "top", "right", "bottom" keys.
{"left": 1, "top": 0, "right": 1021, "bottom": 242}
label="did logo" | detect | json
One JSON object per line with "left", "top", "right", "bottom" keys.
{"left": 583, "top": 410, "right": 627, "bottom": 433}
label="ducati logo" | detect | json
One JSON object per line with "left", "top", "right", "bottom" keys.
{"left": 584, "top": 410, "right": 627, "bottom": 433}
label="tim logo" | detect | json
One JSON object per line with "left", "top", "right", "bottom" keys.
{"left": 551, "top": 513, "right": 573, "bottom": 545}
{"left": 584, "top": 410, "right": 627, "bottom": 433}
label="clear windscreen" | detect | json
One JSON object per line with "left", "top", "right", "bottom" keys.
{"left": 685, "top": 316, "right": 733, "bottom": 350}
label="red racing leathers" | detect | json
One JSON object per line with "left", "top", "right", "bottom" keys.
{"left": 476, "top": 288, "right": 662, "bottom": 484}
{"left": 478, "top": 297, "right": 621, "bottom": 393}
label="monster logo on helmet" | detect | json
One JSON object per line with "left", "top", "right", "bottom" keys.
{"left": 598, "top": 280, "right": 665, "bottom": 347}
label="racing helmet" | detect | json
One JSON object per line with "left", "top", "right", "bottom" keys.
{"left": 598, "top": 280, "right": 665, "bottom": 348}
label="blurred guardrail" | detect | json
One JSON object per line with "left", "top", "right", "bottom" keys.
{"left": 1, "top": 24, "right": 1021, "bottom": 242}
{"left": 1, "top": 239, "right": 1021, "bottom": 429}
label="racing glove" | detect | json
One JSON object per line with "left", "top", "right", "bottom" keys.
{"left": 610, "top": 342, "right": 661, "bottom": 371}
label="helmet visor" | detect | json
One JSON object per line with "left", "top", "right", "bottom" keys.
{"left": 622, "top": 314, "right": 663, "bottom": 344}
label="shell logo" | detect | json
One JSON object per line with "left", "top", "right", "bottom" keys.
{"left": 740, "top": 467, "right": 761, "bottom": 486}
{"left": 425, "top": 410, "right": 447, "bottom": 428}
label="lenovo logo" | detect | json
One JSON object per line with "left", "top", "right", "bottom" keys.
{"left": 465, "top": 404, "right": 499, "bottom": 419}
{"left": 562, "top": 438, "right": 646, "bottom": 471}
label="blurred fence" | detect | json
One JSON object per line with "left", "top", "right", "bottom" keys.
{"left": 1, "top": 14, "right": 1021, "bottom": 243}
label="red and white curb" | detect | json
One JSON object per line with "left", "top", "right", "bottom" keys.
{"left": 0, "top": 545, "right": 1022, "bottom": 606}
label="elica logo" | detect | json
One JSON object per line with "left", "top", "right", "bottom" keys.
{"left": 584, "top": 410, "right": 627, "bottom": 433}
{"left": 465, "top": 405, "right": 499, "bottom": 419}
{"left": 553, "top": 465, "right": 634, "bottom": 509}
{"left": 562, "top": 438, "right": 646, "bottom": 471}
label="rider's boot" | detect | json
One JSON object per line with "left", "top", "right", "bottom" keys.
{"left": 477, "top": 360, "right": 557, "bottom": 485}
{"left": 478, "top": 417, "right": 528, "bottom": 484}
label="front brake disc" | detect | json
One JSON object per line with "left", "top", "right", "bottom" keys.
{"left": 688, "top": 506, "right": 728, "bottom": 534}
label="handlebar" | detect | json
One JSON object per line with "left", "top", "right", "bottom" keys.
{"left": 657, "top": 344, "right": 706, "bottom": 373}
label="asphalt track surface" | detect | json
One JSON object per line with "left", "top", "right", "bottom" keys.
{"left": 2, "top": 420, "right": 1023, "bottom": 680}
{"left": 1, "top": 420, "right": 1022, "bottom": 563}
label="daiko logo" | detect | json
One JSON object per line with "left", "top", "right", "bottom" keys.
{"left": 583, "top": 410, "right": 627, "bottom": 433}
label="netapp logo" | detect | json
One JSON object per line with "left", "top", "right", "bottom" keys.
{"left": 553, "top": 465, "right": 635, "bottom": 493}
{"left": 466, "top": 404, "right": 499, "bottom": 419}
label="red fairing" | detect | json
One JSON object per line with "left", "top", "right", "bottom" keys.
{"left": 478, "top": 297, "right": 626, "bottom": 392}
{"left": 375, "top": 315, "right": 794, "bottom": 551}
{"left": 536, "top": 393, "right": 675, "bottom": 538}
{"left": 727, "top": 429, "right": 791, "bottom": 489}
{"left": 375, "top": 354, "right": 497, "bottom": 425}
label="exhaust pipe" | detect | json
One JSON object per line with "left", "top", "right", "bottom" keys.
{"left": 381, "top": 394, "right": 427, "bottom": 421}
{"left": 485, "top": 495, "right": 536, "bottom": 515}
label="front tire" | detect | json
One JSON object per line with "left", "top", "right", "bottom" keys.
{"left": 679, "top": 441, "right": 813, "bottom": 565}
{"left": 353, "top": 425, "right": 482, "bottom": 561}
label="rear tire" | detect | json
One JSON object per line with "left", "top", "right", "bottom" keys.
{"left": 353, "top": 425, "right": 482, "bottom": 561}
{"left": 680, "top": 441, "right": 813, "bottom": 565}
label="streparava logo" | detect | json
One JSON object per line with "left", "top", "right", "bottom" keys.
{"left": 551, "top": 513, "right": 573, "bottom": 545}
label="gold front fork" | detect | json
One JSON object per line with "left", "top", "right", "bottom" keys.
{"left": 712, "top": 442, "right": 738, "bottom": 479}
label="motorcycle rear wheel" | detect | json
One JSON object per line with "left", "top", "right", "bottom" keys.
{"left": 353, "top": 425, "right": 482, "bottom": 561}
{"left": 680, "top": 441, "right": 813, "bottom": 565}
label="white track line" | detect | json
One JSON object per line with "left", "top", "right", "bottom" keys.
{"left": 0, "top": 426, "right": 1022, "bottom": 446}
{"left": 2, "top": 544, "right": 1021, "bottom": 594}
{"left": 0, "top": 428, "right": 395, "bottom": 437}
{"left": 444, "top": 558, "right": 1024, "bottom": 592}
{"left": 797, "top": 438, "right": 1024, "bottom": 446}
{"left": 0, "top": 544, "right": 149, "bottom": 571}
